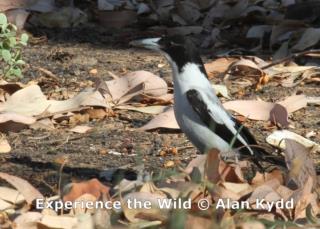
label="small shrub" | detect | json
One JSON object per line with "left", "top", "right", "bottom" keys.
{"left": 0, "top": 13, "right": 28, "bottom": 79}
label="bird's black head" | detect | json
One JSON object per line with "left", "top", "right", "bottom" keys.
{"left": 130, "top": 35, "right": 207, "bottom": 75}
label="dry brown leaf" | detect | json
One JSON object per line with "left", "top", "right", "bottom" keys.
{"left": 0, "top": 187, "right": 25, "bottom": 204}
{"left": 276, "top": 185, "right": 294, "bottom": 201}
{"left": 69, "top": 113, "right": 90, "bottom": 125}
{"left": 0, "top": 172, "right": 43, "bottom": 205}
{"left": 86, "top": 108, "right": 107, "bottom": 120}
{"left": 5, "top": 9, "right": 30, "bottom": 30}
{"left": 69, "top": 125, "right": 92, "bottom": 134}
{"left": 284, "top": 139, "right": 317, "bottom": 190}
{"left": 0, "top": 137, "right": 11, "bottom": 153}
{"left": 0, "top": 112, "right": 36, "bottom": 124}
{"left": 13, "top": 212, "right": 43, "bottom": 229}
{"left": 251, "top": 169, "right": 284, "bottom": 186}
{"left": 238, "top": 221, "right": 265, "bottom": 229}
{"left": 0, "top": 85, "right": 109, "bottom": 117}
{"left": 289, "top": 176, "right": 319, "bottom": 220}
{"left": 38, "top": 215, "right": 79, "bottom": 229}
{"left": 71, "top": 193, "right": 97, "bottom": 215}
{"left": 229, "top": 58, "right": 264, "bottom": 78}
{"left": 0, "top": 0, "right": 25, "bottom": 11}
{"left": 185, "top": 214, "right": 215, "bottom": 229}
{"left": 139, "top": 106, "right": 179, "bottom": 130}
{"left": 205, "top": 148, "right": 220, "bottom": 183}
{"left": 223, "top": 100, "right": 274, "bottom": 120}
{"left": 184, "top": 155, "right": 207, "bottom": 175}
{"left": 278, "top": 94, "right": 308, "bottom": 113}
{"left": 269, "top": 103, "right": 289, "bottom": 127}
{"left": 221, "top": 182, "right": 252, "bottom": 197}
{"left": 105, "top": 71, "right": 167, "bottom": 104}
{"left": 223, "top": 94, "right": 308, "bottom": 121}
{"left": 62, "top": 178, "right": 110, "bottom": 202}
{"left": 204, "top": 58, "right": 237, "bottom": 78}
{"left": 122, "top": 192, "right": 169, "bottom": 223}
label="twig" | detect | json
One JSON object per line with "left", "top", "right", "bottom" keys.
{"left": 261, "top": 49, "right": 320, "bottom": 70}
{"left": 35, "top": 67, "right": 60, "bottom": 82}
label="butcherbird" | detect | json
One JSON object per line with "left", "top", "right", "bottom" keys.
{"left": 130, "top": 36, "right": 285, "bottom": 169}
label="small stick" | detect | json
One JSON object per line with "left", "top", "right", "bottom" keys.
{"left": 35, "top": 67, "right": 60, "bottom": 81}
{"left": 261, "top": 49, "right": 320, "bottom": 70}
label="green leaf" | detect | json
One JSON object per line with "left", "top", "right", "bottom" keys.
{"left": 20, "top": 33, "right": 28, "bottom": 45}
{"left": 9, "top": 37, "right": 16, "bottom": 47}
{"left": 1, "top": 50, "right": 11, "bottom": 62}
{"left": 10, "top": 67, "right": 22, "bottom": 77}
{"left": 0, "top": 14, "right": 7, "bottom": 25}
{"left": 16, "top": 60, "right": 25, "bottom": 65}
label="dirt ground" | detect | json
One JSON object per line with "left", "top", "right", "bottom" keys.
{"left": 1, "top": 26, "right": 319, "bottom": 196}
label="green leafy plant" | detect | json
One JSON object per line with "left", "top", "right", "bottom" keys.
{"left": 0, "top": 13, "right": 28, "bottom": 79}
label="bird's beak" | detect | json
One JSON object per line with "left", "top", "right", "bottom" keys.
{"left": 129, "top": 38, "right": 161, "bottom": 51}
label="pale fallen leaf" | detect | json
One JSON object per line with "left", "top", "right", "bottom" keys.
{"left": 0, "top": 187, "right": 25, "bottom": 204}
{"left": 212, "top": 84, "right": 230, "bottom": 99}
{"left": 0, "top": 85, "right": 109, "bottom": 116}
{"left": 14, "top": 212, "right": 43, "bottom": 229}
{"left": 116, "top": 105, "right": 168, "bottom": 114}
{"left": 105, "top": 71, "right": 167, "bottom": 104}
{"left": 30, "top": 118, "right": 55, "bottom": 131}
{"left": 39, "top": 215, "right": 79, "bottom": 229}
{"left": 69, "top": 125, "right": 92, "bottom": 134}
{"left": 222, "top": 182, "right": 252, "bottom": 196}
{"left": 184, "top": 155, "right": 207, "bottom": 174}
{"left": 223, "top": 100, "right": 274, "bottom": 120}
{"left": 93, "top": 205, "right": 111, "bottom": 229}
{"left": 204, "top": 58, "right": 237, "bottom": 78}
{"left": 5, "top": 9, "right": 30, "bottom": 30}
{"left": 0, "top": 112, "right": 36, "bottom": 124}
{"left": 289, "top": 176, "right": 319, "bottom": 220}
{"left": 75, "top": 213, "right": 94, "bottom": 229}
{"left": 251, "top": 169, "right": 284, "bottom": 186}
{"left": 122, "top": 192, "right": 169, "bottom": 223}
{"left": 0, "top": 172, "right": 43, "bottom": 204}
{"left": 277, "top": 94, "right": 307, "bottom": 113}
{"left": 223, "top": 94, "right": 308, "bottom": 121}
{"left": 139, "top": 106, "right": 179, "bottom": 130}
{"left": 185, "top": 214, "right": 215, "bottom": 229}
{"left": 0, "top": 198, "right": 13, "bottom": 211}
{"left": 0, "top": 0, "right": 55, "bottom": 12}
{"left": 266, "top": 130, "right": 320, "bottom": 152}
{"left": 71, "top": 193, "right": 97, "bottom": 215}
{"left": 0, "top": 137, "right": 11, "bottom": 153}
{"left": 229, "top": 58, "right": 264, "bottom": 78}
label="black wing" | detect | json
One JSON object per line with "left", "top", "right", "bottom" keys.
{"left": 186, "top": 89, "right": 287, "bottom": 169}
{"left": 186, "top": 89, "right": 257, "bottom": 156}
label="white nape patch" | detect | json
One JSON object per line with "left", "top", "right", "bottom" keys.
{"left": 174, "top": 63, "right": 210, "bottom": 91}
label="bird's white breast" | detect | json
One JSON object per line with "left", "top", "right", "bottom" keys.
{"left": 170, "top": 63, "right": 231, "bottom": 153}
